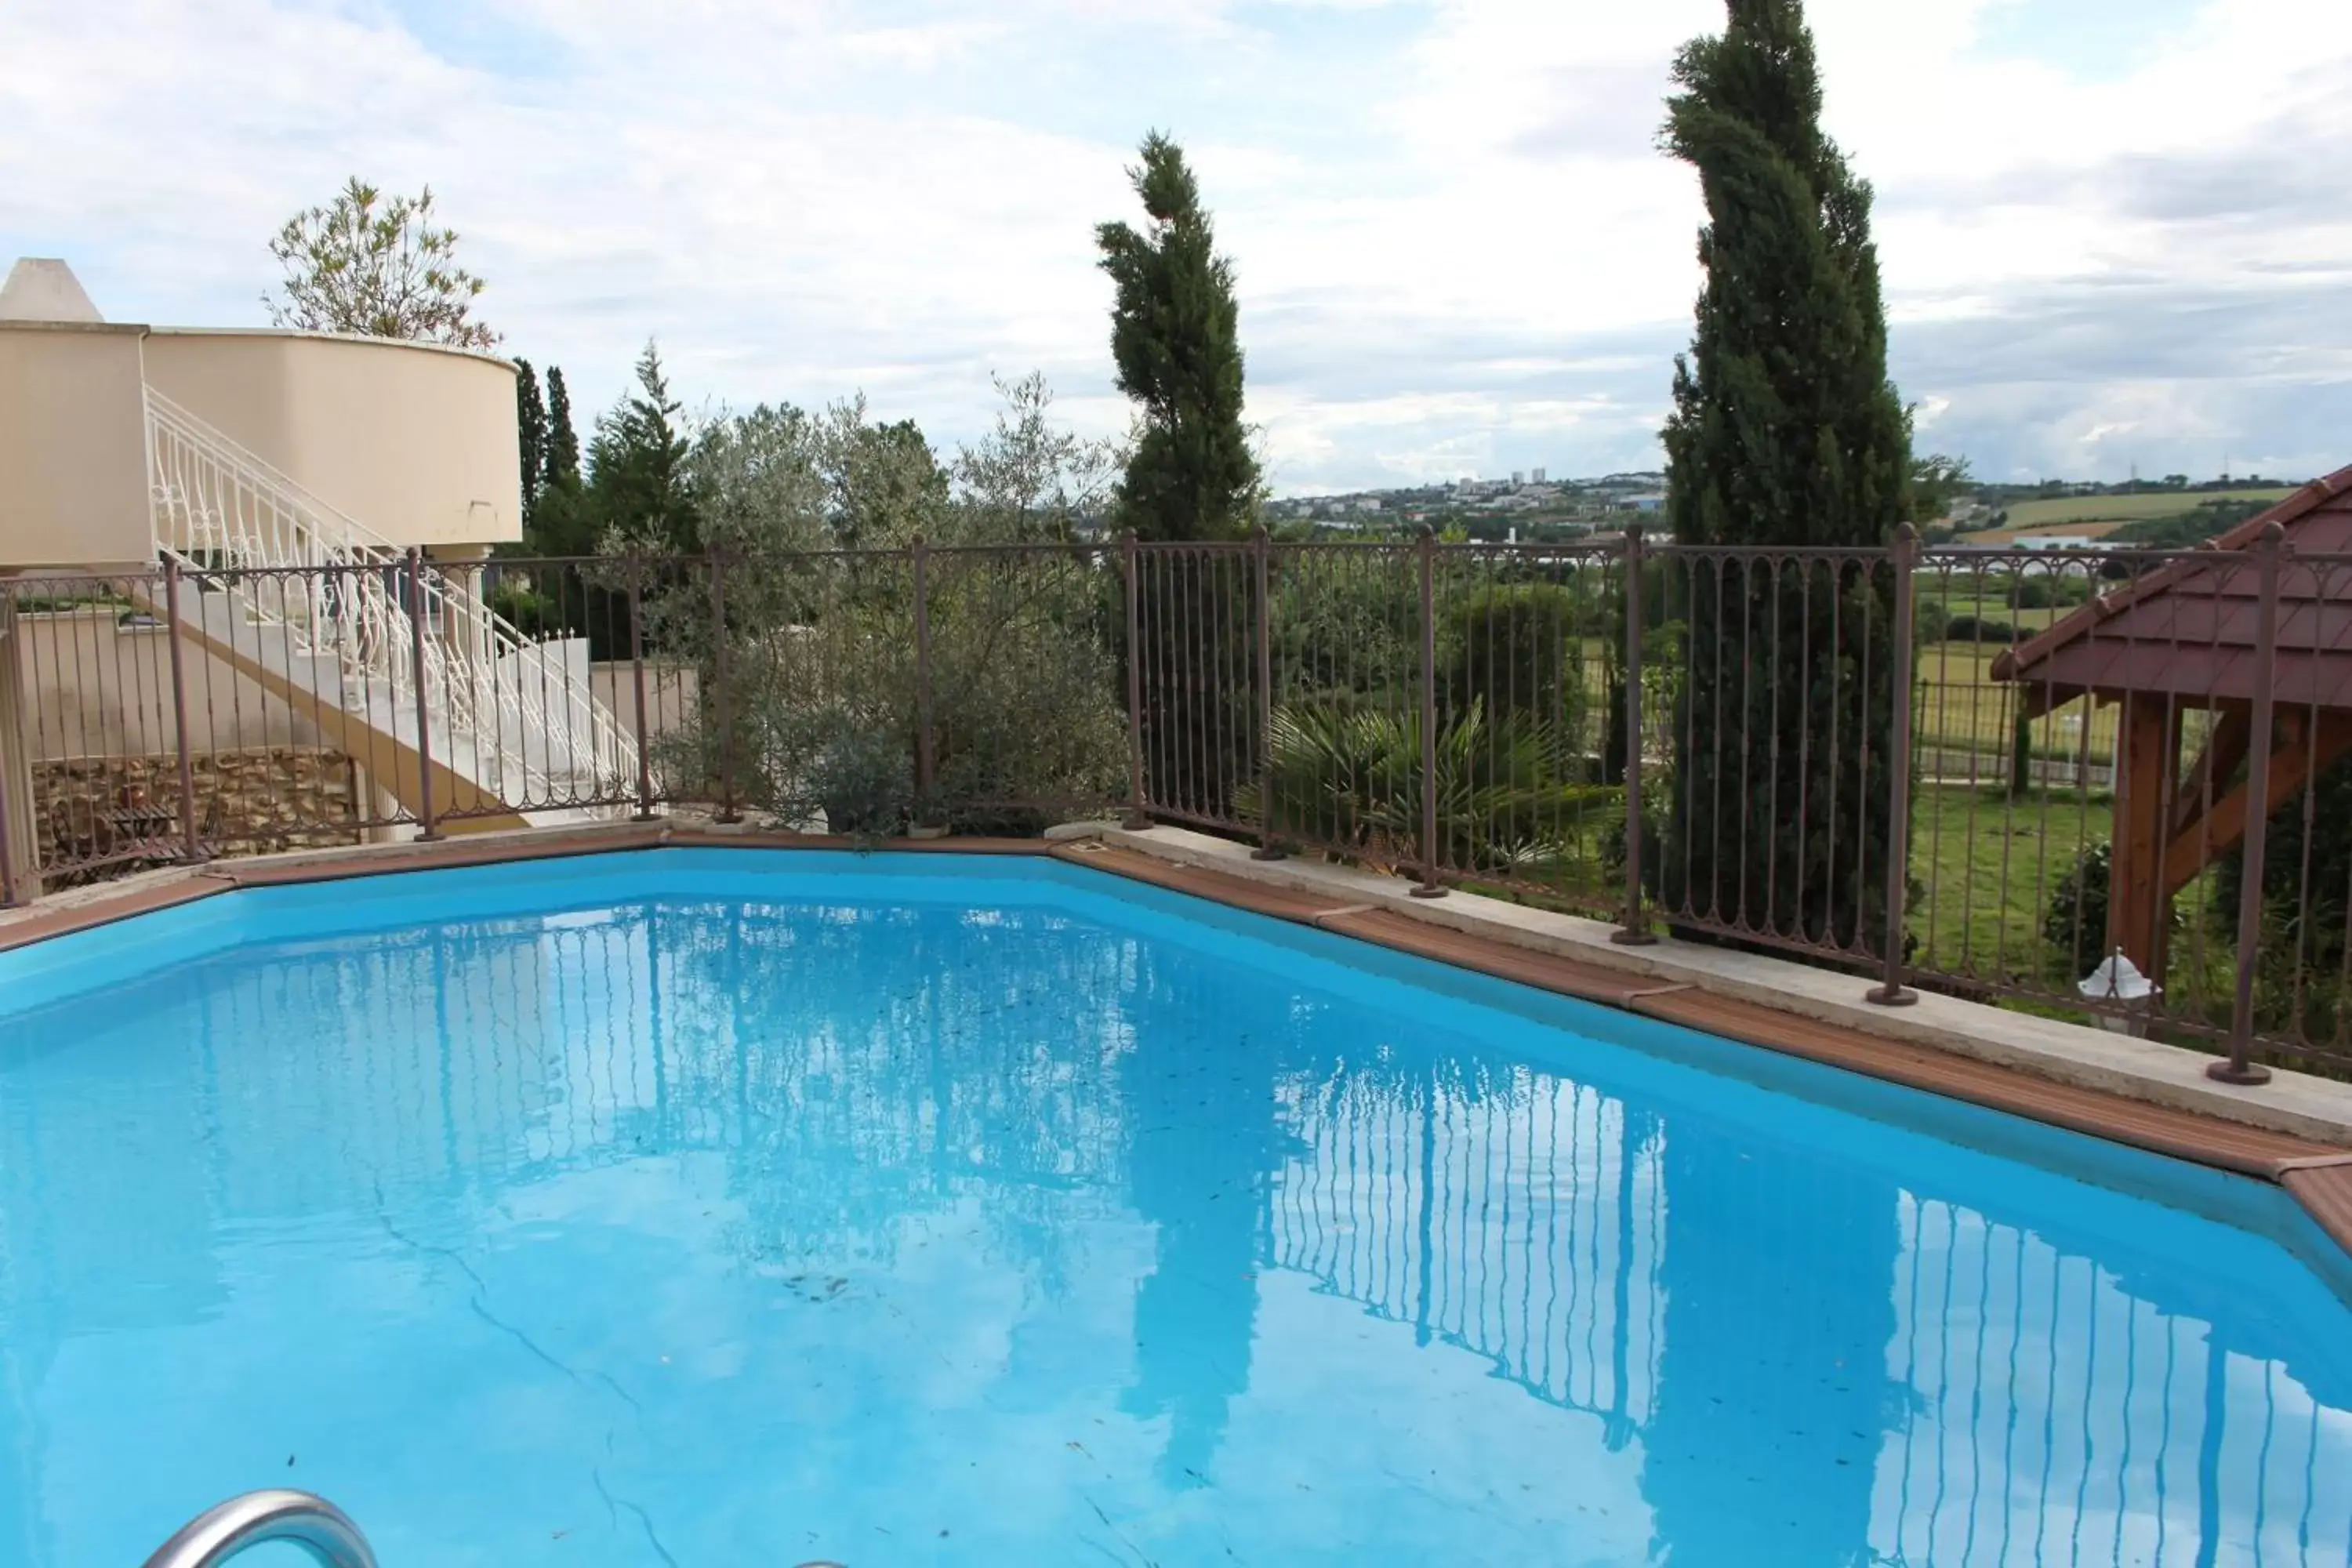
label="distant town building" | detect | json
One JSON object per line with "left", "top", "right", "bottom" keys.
{"left": 2013, "top": 535, "right": 2112, "bottom": 554}
{"left": 1532, "top": 468, "right": 1548, "bottom": 484}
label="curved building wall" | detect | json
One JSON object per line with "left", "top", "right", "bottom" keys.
{"left": 0, "top": 323, "right": 154, "bottom": 570}
{"left": 140, "top": 329, "right": 522, "bottom": 551}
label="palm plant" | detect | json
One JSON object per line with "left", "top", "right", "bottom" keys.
{"left": 1239, "top": 697, "right": 1602, "bottom": 874}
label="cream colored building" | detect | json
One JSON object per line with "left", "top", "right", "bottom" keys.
{"left": 0, "top": 259, "right": 634, "bottom": 898}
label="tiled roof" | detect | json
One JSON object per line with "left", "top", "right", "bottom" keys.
{"left": 1990, "top": 466, "right": 2352, "bottom": 710}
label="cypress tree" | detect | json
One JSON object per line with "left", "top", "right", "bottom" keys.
{"left": 514, "top": 357, "right": 547, "bottom": 517}
{"left": 545, "top": 366, "right": 581, "bottom": 488}
{"left": 1096, "top": 132, "right": 1260, "bottom": 541}
{"left": 588, "top": 343, "right": 700, "bottom": 555}
{"left": 1658, "top": 0, "right": 1914, "bottom": 953}
{"left": 1096, "top": 132, "right": 1261, "bottom": 816}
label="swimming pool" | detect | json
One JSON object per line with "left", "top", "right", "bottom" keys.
{"left": 1, "top": 849, "right": 2347, "bottom": 1566}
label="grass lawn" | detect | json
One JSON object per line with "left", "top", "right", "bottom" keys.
{"left": 1915, "top": 641, "right": 2128, "bottom": 768}
{"left": 1974, "top": 488, "right": 2292, "bottom": 533}
{"left": 1911, "top": 784, "right": 2107, "bottom": 985}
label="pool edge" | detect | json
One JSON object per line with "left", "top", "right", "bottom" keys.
{"left": 7, "top": 816, "right": 2352, "bottom": 1268}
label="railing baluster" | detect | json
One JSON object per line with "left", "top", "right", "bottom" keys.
{"left": 0, "top": 585, "right": 18, "bottom": 909}
{"left": 162, "top": 557, "right": 205, "bottom": 864}
{"left": 1252, "top": 526, "right": 1283, "bottom": 861}
{"left": 913, "top": 536, "right": 936, "bottom": 822}
{"left": 628, "top": 553, "right": 656, "bottom": 821}
{"left": 408, "top": 548, "right": 441, "bottom": 842}
{"left": 710, "top": 551, "right": 739, "bottom": 823}
{"left": 1414, "top": 528, "right": 1445, "bottom": 899}
{"left": 1616, "top": 526, "right": 1656, "bottom": 945}
{"left": 1869, "top": 524, "right": 1921, "bottom": 1006}
{"left": 2214, "top": 521, "right": 2286, "bottom": 1083}
{"left": 1123, "top": 531, "right": 1149, "bottom": 829}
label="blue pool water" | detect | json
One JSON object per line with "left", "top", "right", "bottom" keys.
{"left": 1, "top": 851, "right": 2348, "bottom": 1567}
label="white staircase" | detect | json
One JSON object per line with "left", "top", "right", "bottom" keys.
{"left": 140, "top": 389, "right": 638, "bottom": 829}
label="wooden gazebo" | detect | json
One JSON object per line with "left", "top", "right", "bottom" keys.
{"left": 1991, "top": 466, "right": 2352, "bottom": 980}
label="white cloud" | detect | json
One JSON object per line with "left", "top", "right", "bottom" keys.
{"left": 2, "top": 0, "right": 2347, "bottom": 493}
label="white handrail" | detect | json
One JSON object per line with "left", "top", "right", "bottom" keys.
{"left": 143, "top": 389, "right": 637, "bottom": 805}
{"left": 140, "top": 1489, "right": 376, "bottom": 1568}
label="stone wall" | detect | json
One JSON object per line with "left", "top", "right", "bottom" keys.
{"left": 33, "top": 747, "right": 363, "bottom": 880}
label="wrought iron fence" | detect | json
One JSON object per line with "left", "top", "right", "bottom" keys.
{"left": 5, "top": 527, "right": 2347, "bottom": 1079}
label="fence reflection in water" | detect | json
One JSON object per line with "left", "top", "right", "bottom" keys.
{"left": 7, "top": 898, "right": 2339, "bottom": 1563}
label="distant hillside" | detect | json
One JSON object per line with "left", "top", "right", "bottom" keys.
{"left": 1990, "top": 488, "right": 2292, "bottom": 532}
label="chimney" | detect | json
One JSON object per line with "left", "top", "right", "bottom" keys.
{"left": 0, "top": 259, "right": 104, "bottom": 324}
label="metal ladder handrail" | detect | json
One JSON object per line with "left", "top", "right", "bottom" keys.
{"left": 140, "top": 1490, "right": 377, "bottom": 1568}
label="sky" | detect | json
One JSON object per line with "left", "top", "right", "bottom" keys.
{"left": 4, "top": 0, "right": 2349, "bottom": 495}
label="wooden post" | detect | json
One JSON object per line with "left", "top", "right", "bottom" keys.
{"left": 2108, "top": 692, "right": 2170, "bottom": 975}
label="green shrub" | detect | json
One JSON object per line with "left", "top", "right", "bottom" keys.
{"left": 2043, "top": 841, "right": 2111, "bottom": 975}
{"left": 1440, "top": 583, "right": 1594, "bottom": 747}
{"left": 1943, "top": 614, "right": 2017, "bottom": 644}
{"left": 1272, "top": 563, "right": 1417, "bottom": 698}
{"left": 811, "top": 725, "right": 913, "bottom": 836}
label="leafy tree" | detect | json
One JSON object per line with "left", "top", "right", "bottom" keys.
{"left": 1911, "top": 452, "right": 1973, "bottom": 522}
{"left": 644, "top": 378, "right": 1126, "bottom": 831}
{"left": 1096, "top": 132, "right": 1260, "bottom": 541}
{"left": 821, "top": 399, "right": 950, "bottom": 549}
{"left": 263, "top": 177, "right": 496, "bottom": 348}
{"left": 514, "top": 358, "right": 547, "bottom": 517}
{"left": 953, "top": 372, "right": 1119, "bottom": 543}
{"left": 1658, "top": 0, "right": 1914, "bottom": 953}
{"left": 2108, "top": 498, "right": 2271, "bottom": 549}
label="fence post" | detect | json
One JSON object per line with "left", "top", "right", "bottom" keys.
{"left": 912, "top": 535, "right": 938, "bottom": 826}
{"left": 1613, "top": 527, "right": 1657, "bottom": 946}
{"left": 407, "top": 548, "right": 442, "bottom": 842}
{"left": 1867, "top": 524, "right": 1920, "bottom": 1006}
{"left": 0, "top": 589, "right": 16, "bottom": 908}
{"left": 710, "top": 551, "right": 739, "bottom": 824}
{"left": 1413, "top": 528, "right": 1446, "bottom": 899}
{"left": 1121, "top": 530, "right": 1150, "bottom": 830}
{"left": 1250, "top": 525, "right": 1285, "bottom": 861}
{"left": 2214, "top": 521, "right": 2286, "bottom": 1085}
{"left": 626, "top": 551, "right": 656, "bottom": 822}
{"left": 163, "top": 557, "right": 205, "bottom": 864}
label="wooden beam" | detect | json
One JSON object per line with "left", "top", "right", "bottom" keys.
{"left": 2108, "top": 694, "right": 2172, "bottom": 974}
{"left": 2169, "top": 708, "right": 2250, "bottom": 840}
{"left": 2161, "top": 712, "right": 2352, "bottom": 898}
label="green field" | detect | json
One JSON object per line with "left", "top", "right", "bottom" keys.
{"left": 1974, "top": 488, "right": 2292, "bottom": 534}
